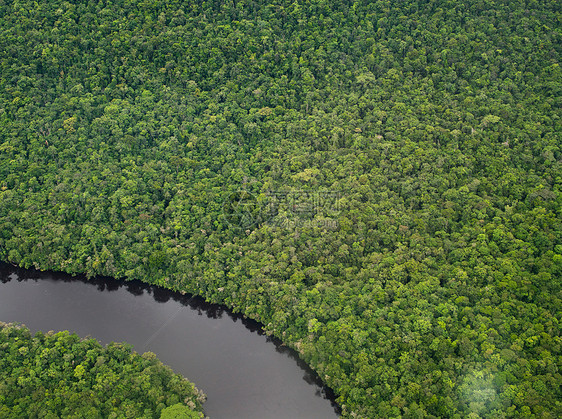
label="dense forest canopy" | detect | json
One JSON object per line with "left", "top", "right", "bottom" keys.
{"left": 0, "top": 0, "right": 561, "bottom": 417}
{"left": 0, "top": 323, "right": 205, "bottom": 418}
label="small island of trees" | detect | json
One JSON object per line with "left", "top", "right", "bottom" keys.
{"left": 0, "top": 323, "right": 206, "bottom": 418}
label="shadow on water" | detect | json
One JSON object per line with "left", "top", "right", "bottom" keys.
{"left": 0, "top": 262, "right": 340, "bottom": 414}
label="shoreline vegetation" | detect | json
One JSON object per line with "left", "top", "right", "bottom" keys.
{"left": 1, "top": 0, "right": 560, "bottom": 417}
{"left": 0, "top": 322, "right": 206, "bottom": 418}
{"left": 0, "top": 261, "right": 341, "bottom": 417}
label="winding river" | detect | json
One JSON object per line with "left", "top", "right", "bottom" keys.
{"left": 0, "top": 262, "right": 339, "bottom": 419}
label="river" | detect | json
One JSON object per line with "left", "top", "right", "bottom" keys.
{"left": 0, "top": 262, "right": 339, "bottom": 419}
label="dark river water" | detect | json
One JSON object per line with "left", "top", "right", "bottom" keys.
{"left": 0, "top": 263, "right": 339, "bottom": 419}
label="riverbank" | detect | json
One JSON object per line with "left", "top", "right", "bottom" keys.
{"left": 0, "top": 262, "right": 340, "bottom": 419}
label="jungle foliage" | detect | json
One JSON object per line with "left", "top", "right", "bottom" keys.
{"left": 0, "top": 0, "right": 561, "bottom": 417}
{"left": 0, "top": 323, "right": 206, "bottom": 418}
